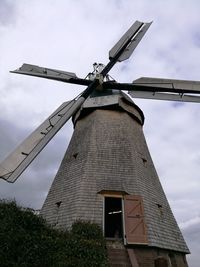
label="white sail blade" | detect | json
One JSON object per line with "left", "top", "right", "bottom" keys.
{"left": 118, "top": 22, "right": 152, "bottom": 62}
{"left": 11, "top": 63, "right": 77, "bottom": 80}
{"left": 129, "top": 90, "right": 200, "bottom": 103}
{"left": 0, "top": 98, "right": 85, "bottom": 183}
{"left": 11, "top": 63, "right": 91, "bottom": 86}
{"left": 132, "top": 77, "right": 200, "bottom": 94}
{"left": 109, "top": 21, "right": 152, "bottom": 62}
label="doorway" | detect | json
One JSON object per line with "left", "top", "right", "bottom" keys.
{"left": 104, "top": 197, "right": 123, "bottom": 238}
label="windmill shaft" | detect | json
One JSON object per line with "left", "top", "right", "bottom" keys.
{"left": 81, "top": 79, "right": 100, "bottom": 98}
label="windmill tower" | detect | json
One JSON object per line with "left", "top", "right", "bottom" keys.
{"left": 1, "top": 21, "right": 200, "bottom": 266}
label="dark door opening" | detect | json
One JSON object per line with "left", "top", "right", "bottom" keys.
{"left": 104, "top": 197, "right": 123, "bottom": 238}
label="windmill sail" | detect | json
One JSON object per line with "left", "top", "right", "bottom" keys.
{"left": 128, "top": 90, "right": 200, "bottom": 103}
{"left": 102, "top": 77, "right": 200, "bottom": 103}
{"left": 0, "top": 98, "right": 86, "bottom": 183}
{"left": 132, "top": 77, "right": 200, "bottom": 94}
{"left": 11, "top": 63, "right": 91, "bottom": 86}
{"left": 109, "top": 20, "right": 152, "bottom": 62}
{"left": 1, "top": 21, "right": 153, "bottom": 183}
{"left": 129, "top": 77, "right": 200, "bottom": 102}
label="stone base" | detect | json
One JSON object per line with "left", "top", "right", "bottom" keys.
{"left": 107, "top": 240, "right": 188, "bottom": 267}
{"left": 131, "top": 246, "right": 188, "bottom": 267}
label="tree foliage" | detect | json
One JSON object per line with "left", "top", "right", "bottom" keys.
{"left": 0, "top": 200, "right": 109, "bottom": 267}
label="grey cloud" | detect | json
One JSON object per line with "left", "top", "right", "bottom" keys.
{"left": 182, "top": 221, "right": 200, "bottom": 267}
{"left": 0, "top": 119, "right": 30, "bottom": 160}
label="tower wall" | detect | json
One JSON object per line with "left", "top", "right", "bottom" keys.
{"left": 40, "top": 95, "right": 189, "bottom": 262}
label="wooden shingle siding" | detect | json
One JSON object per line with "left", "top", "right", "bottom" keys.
{"left": 40, "top": 91, "right": 189, "bottom": 254}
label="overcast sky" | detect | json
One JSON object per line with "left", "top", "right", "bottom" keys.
{"left": 0, "top": 1, "right": 200, "bottom": 266}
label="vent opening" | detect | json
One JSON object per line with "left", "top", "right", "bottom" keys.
{"left": 141, "top": 157, "right": 147, "bottom": 166}
{"left": 73, "top": 153, "right": 78, "bottom": 159}
{"left": 156, "top": 203, "right": 163, "bottom": 216}
{"left": 56, "top": 201, "right": 62, "bottom": 208}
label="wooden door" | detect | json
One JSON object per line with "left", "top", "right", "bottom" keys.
{"left": 124, "top": 195, "right": 148, "bottom": 244}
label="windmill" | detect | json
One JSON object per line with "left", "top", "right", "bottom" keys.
{"left": 1, "top": 20, "right": 199, "bottom": 266}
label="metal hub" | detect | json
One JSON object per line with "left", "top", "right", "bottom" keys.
{"left": 86, "top": 63, "right": 115, "bottom": 84}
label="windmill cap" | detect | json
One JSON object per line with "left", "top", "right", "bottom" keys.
{"left": 73, "top": 90, "right": 144, "bottom": 126}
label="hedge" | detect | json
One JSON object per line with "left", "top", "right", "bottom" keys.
{"left": 0, "top": 200, "right": 109, "bottom": 267}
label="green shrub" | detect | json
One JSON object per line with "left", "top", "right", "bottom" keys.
{"left": 0, "top": 200, "right": 109, "bottom": 267}
{"left": 69, "top": 221, "right": 108, "bottom": 267}
{"left": 71, "top": 220, "right": 105, "bottom": 240}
